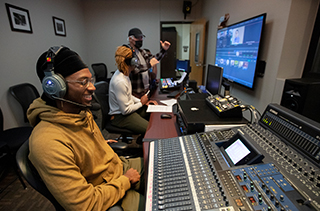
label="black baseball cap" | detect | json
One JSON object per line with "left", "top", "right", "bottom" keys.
{"left": 128, "top": 28, "right": 145, "bottom": 38}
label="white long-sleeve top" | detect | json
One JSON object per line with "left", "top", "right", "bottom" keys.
{"left": 108, "top": 69, "right": 142, "bottom": 115}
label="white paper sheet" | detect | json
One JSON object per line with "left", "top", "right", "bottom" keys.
{"left": 146, "top": 105, "right": 172, "bottom": 113}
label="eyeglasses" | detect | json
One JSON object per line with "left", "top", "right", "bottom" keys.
{"left": 66, "top": 77, "right": 95, "bottom": 88}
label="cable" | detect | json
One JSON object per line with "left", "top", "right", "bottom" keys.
{"left": 179, "top": 87, "right": 193, "bottom": 100}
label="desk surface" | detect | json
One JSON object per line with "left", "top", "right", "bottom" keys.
{"left": 143, "top": 90, "right": 180, "bottom": 168}
{"left": 142, "top": 88, "right": 249, "bottom": 187}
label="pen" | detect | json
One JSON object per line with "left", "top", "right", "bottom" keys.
{"left": 146, "top": 90, "right": 150, "bottom": 96}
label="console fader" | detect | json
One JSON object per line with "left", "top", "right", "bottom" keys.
{"left": 146, "top": 104, "right": 320, "bottom": 211}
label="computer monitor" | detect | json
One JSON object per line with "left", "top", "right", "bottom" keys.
{"left": 205, "top": 64, "right": 223, "bottom": 96}
{"left": 215, "top": 13, "right": 266, "bottom": 89}
{"left": 176, "top": 59, "right": 190, "bottom": 72}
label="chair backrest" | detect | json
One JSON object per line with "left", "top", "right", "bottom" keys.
{"left": 16, "top": 139, "right": 65, "bottom": 211}
{"left": 93, "top": 81, "right": 110, "bottom": 129}
{"left": 0, "top": 107, "right": 4, "bottom": 132}
{"left": 91, "top": 63, "right": 108, "bottom": 82}
{"left": 9, "top": 83, "right": 40, "bottom": 123}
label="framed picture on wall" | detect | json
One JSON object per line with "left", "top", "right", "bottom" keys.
{"left": 53, "top": 17, "right": 66, "bottom": 36}
{"left": 5, "top": 3, "right": 33, "bottom": 33}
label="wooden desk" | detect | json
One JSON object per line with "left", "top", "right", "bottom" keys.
{"left": 143, "top": 89, "right": 181, "bottom": 171}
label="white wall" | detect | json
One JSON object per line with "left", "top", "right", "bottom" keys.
{"left": 202, "top": 0, "right": 319, "bottom": 114}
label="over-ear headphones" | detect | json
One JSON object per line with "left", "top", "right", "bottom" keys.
{"left": 42, "top": 46, "right": 68, "bottom": 100}
{"left": 122, "top": 44, "right": 139, "bottom": 66}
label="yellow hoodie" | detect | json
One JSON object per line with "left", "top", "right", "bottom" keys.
{"left": 27, "top": 98, "right": 131, "bottom": 211}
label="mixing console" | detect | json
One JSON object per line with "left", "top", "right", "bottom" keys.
{"left": 205, "top": 94, "right": 242, "bottom": 118}
{"left": 160, "top": 78, "right": 177, "bottom": 90}
{"left": 146, "top": 103, "right": 320, "bottom": 211}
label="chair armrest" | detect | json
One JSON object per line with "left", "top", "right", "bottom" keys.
{"left": 109, "top": 142, "right": 128, "bottom": 150}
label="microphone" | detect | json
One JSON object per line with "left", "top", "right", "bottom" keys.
{"left": 89, "top": 103, "right": 101, "bottom": 111}
{"left": 51, "top": 96, "right": 101, "bottom": 110}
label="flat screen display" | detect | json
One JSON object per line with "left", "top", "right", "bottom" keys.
{"left": 205, "top": 64, "right": 223, "bottom": 95}
{"left": 215, "top": 13, "right": 266, "bottom": 89}
{"left": 176, "top": 59, "right": 190, "bottom": 72}
{"left": 225, "top": 139, "right": 251, "bottom": 165}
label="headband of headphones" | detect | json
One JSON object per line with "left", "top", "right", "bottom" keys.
{"left": 44, "top": 46, "right": 67, "bottom": 75}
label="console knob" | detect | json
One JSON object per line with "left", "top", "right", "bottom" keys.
{"left": 280, "top": 195, "right": 284, "bottom": 202}
{"left": 250, "top": 185, "right": 254, "bottom": 192}
{"left": 270, "top": 194, "right": 274, "bottom": 201}
{"left": 225, "top": 199, "right": 229, "bottom": 206}
{"left": 243, "top": 172, "right": 247, "bottom": 181}
{"left": 310, "top": 176, "right": 315, "bottom": 182}
{"left": 266, "top": 188, "right": 270, "bottom": 195}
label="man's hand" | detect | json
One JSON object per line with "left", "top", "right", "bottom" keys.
{"left": 124, "top": 168, "right": 140, "bottom": 185}
{"left": 146, "top": 100, "right": 158, "bottom": 105}
{"left": 106, "top": 139, "right": 118, "bottom": 144}
{"left": 160, "top": 40, "right": 171, "bottom": 51}
{"left": 150, "top": 58, "right": 159, "bottom": 67}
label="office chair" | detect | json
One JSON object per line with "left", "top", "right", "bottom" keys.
{"left": 16, "top": 139, "right": 123, "bottom": 211}
{"left": 91, "top": 63, "right": 111, "bottom": 83}
{"left": 0, "top": 140, "right": 27, "bottom": 190}
{"left": 93, "top": 81, "right": 142, "bottom": 157}
{"left": 0, "top": 107, "right": 32, "bottom": 189}
{"left": 9, "top": 83, "right": 40, "bottom": 123}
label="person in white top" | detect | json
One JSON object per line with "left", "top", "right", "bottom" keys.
{"left": 109, "top": 45, "right": 157, "bottom": 139}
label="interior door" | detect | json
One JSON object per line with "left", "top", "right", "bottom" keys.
{"left": 189, "top": 18, "right": 207, "bottom": 85}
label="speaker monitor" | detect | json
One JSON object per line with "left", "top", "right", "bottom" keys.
{"left": 183, "top": 1, "right": 192, "bottom": 19}
{"left": 280, "top": 78, "right": 320, "bottom": 123}
{"left": 189, "top": 80, "right": 198, "bottom": 93}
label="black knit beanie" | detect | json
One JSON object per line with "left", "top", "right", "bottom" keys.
{"left": 36, "top": 46, "right": 88, "bottom": 105}
{"left": 36, "top": 46, "right": 87, "bottom": 82}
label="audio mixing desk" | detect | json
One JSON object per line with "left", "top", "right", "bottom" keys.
{"left": 145, "top": 104, "right": 320, "bottom": 211}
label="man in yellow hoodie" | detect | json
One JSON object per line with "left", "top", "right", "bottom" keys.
{"left": 27, "top": 46, "right": 144, "bottom": 211}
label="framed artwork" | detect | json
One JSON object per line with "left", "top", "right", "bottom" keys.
{"left": 5, "top": 3, "right": 33, "bottom": 33}
{"left": 53, "top": 16, "right": 66, "bottom": 36}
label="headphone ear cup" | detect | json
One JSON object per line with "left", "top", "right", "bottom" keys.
{"left": 42, "top": 73, "right": 67, "bottom": 99}
{"left": 131, "top": 57, "right": 139, "bottom": 66}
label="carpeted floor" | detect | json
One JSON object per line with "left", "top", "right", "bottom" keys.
{"left": 0, "top": 168, "right": 55, "bottom": 211}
